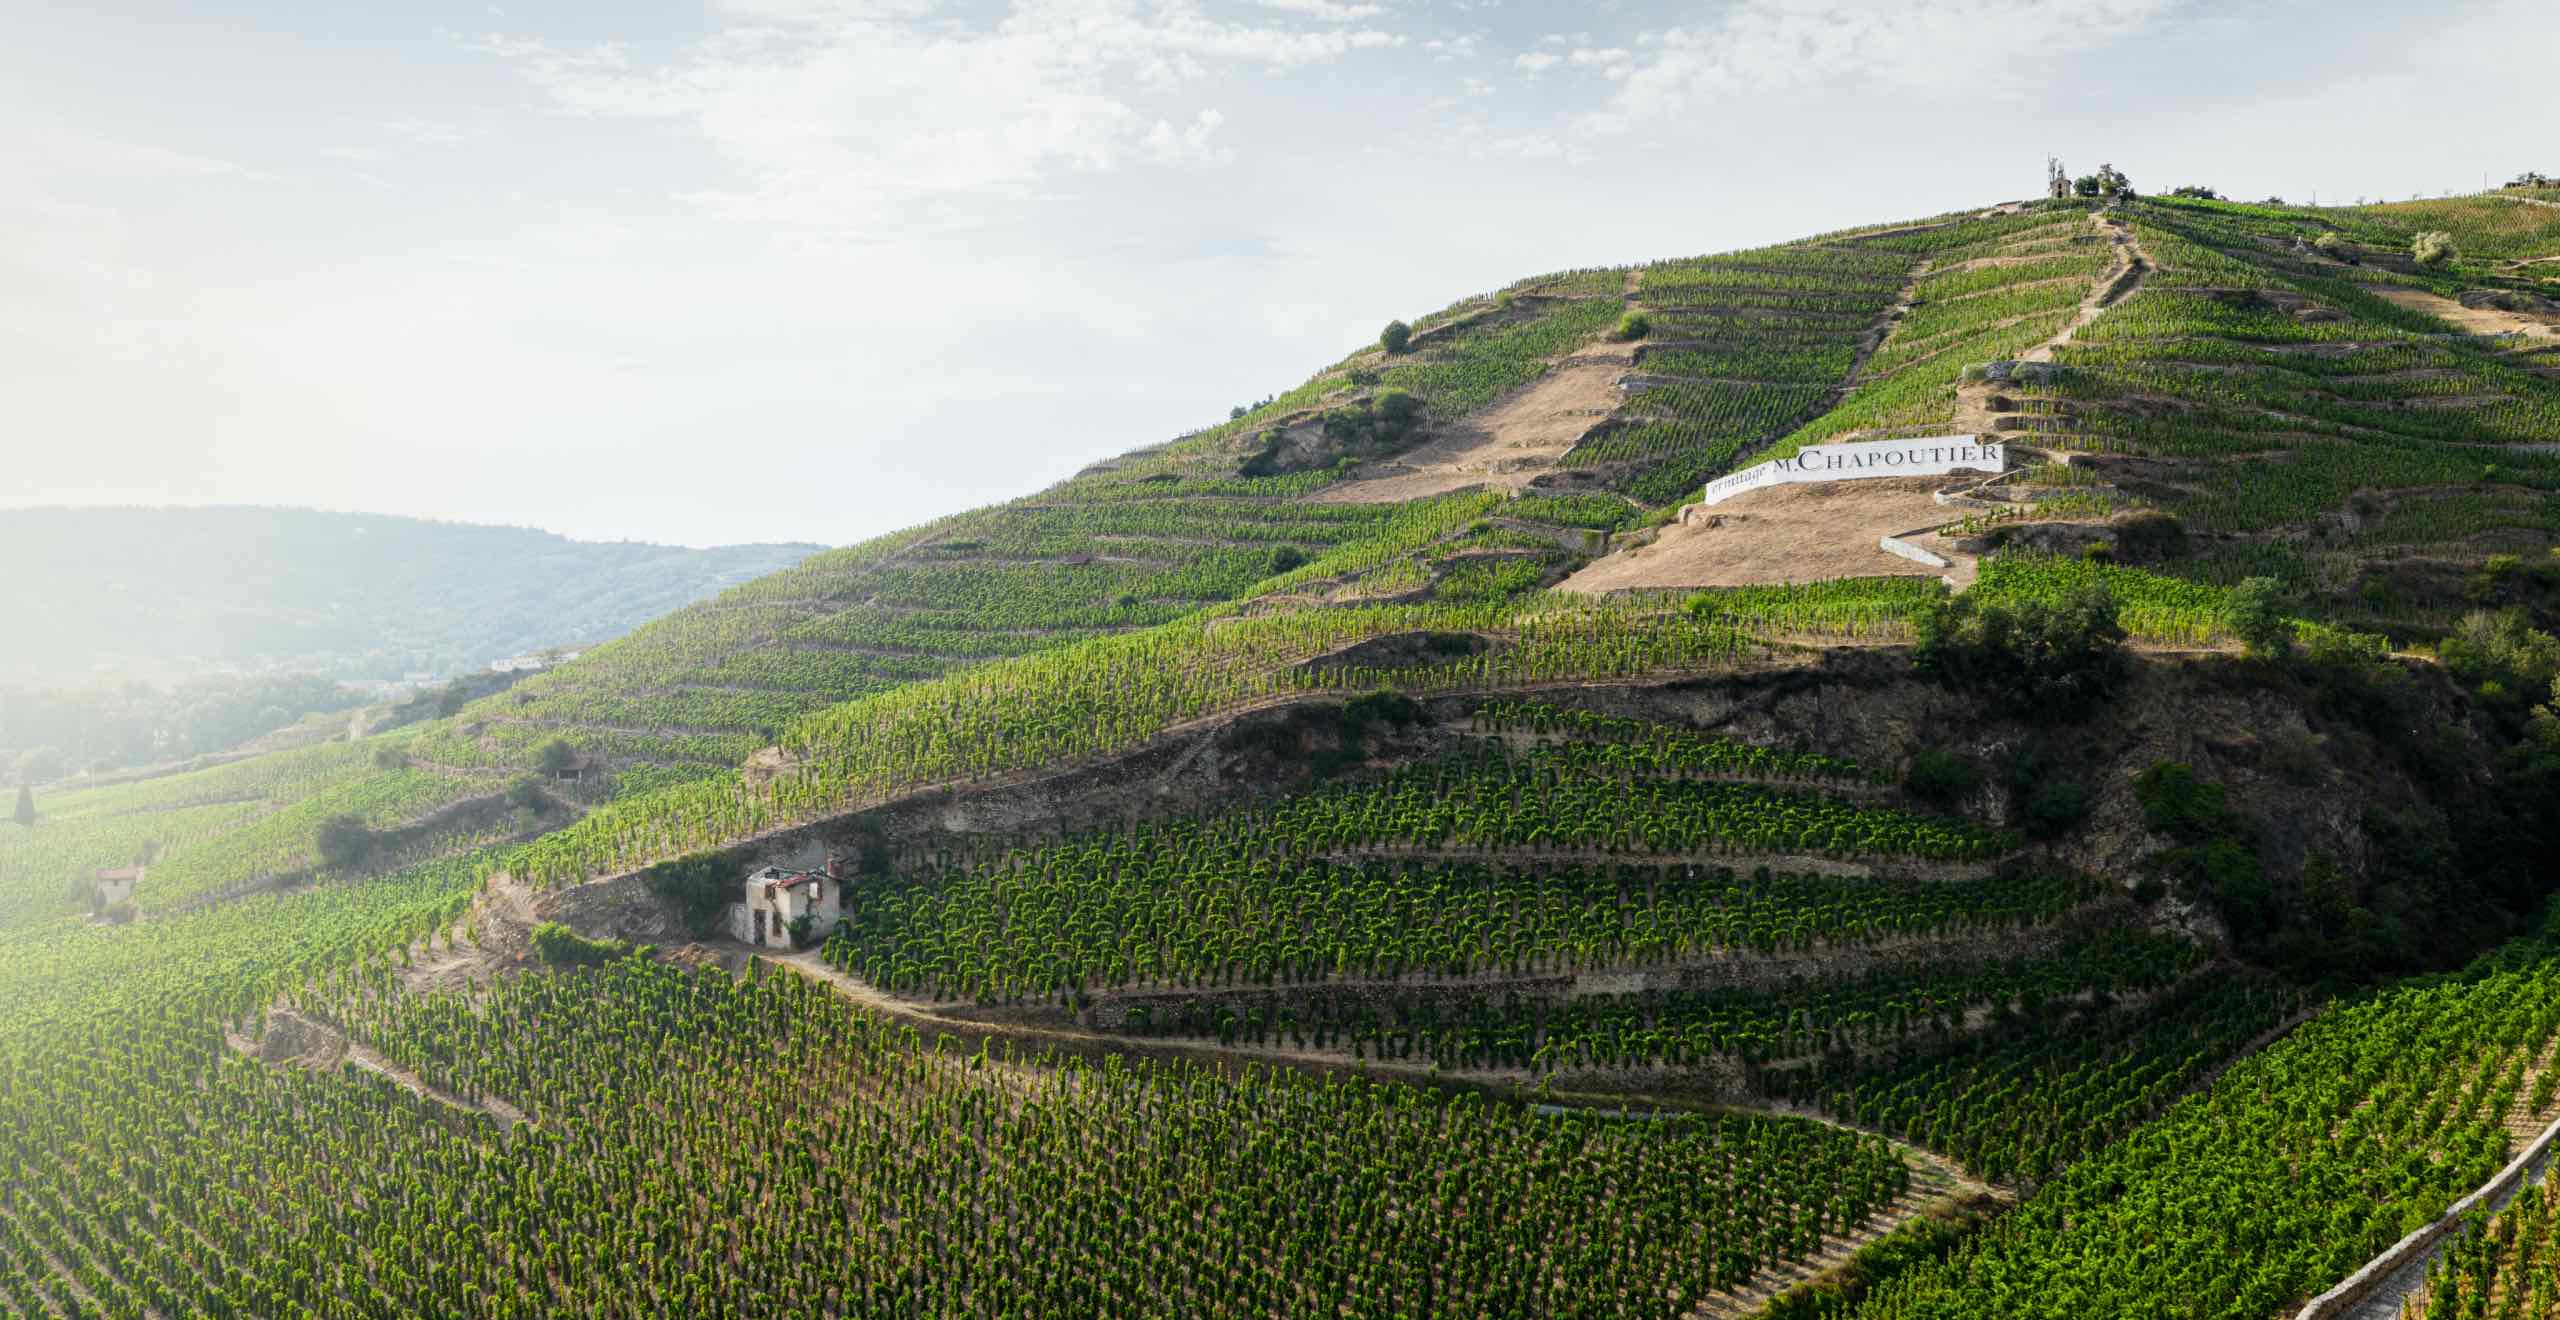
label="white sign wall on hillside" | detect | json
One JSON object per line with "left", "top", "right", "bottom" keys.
{"left": 1699, "top": 436, "right": 2004, "bottom": 506}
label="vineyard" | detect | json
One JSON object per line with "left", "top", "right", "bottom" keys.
{"left": 1839, "top": 930, "right": 2560, "bottom": 1317}
{"left": 0, "top": 869, "right": 1922, "bottom": 1320}
{"left": 2401, "top": 1181, "right": 2560, "bottom": 1318}
{"left": 0, "top": 740, "right": 500, "bottom": 926}
{"left": 819, "top": 708, "right": 2038, "bottom": 1008}
{"left": 8, "top": 181, "right": 2560, "bottom": 1320}
{"left": 1998, "top": 196, "right": 2560, "bottom": 565}
{"left": 1562, "top": 240, "right": 1917, "bottom": 503}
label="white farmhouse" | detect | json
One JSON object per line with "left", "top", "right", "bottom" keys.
{"left": 727, "top": 860, "right": 844, "bottom": 950}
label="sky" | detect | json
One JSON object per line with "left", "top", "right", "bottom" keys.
{"left": 8, "top": 0, "right": 2556, "bottom": 548}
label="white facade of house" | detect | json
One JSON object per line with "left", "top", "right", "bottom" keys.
{"left": 726, "top": 862, "right": 844, "bottom": 950}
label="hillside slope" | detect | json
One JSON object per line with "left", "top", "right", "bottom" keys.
{"left": 4, "top": 186, "right": 2559, "bottom": 1320}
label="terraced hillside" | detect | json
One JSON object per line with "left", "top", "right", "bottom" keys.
{"left": 6, "top": 187, "right": 2560, "bottom": 1320}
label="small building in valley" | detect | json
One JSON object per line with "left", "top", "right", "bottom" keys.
{"left": 94, "top": 866, "right": 142, "bottom": 910}
{"left": 728, "top": 859, "right": 843, "bottom": 950}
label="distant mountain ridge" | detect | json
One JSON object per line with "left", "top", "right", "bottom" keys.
{"left": 0, "top": 506, "right": 823, "bottom": 682}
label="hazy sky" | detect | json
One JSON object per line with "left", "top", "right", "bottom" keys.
{"left": 10, "top": 0, "right": 2555, "bottom": 547}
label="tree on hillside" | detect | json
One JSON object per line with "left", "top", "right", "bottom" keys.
{"left": 1379, "top": 320, "right": 1412, "bottom": 354}
{"left": 2168, "top": 185, "right": 2222, "bottom": 200}
{"left": 536, "top": 738, "right": 578, "bottom": 776}
{"left": 2227, "top": 577, "right": 2293, "bottom": 659}
{"left": 2413, "top": 231, "right": 2458, "bottom": 268}
{"left": 12, "top": 785, "right": 31, "bottom": 828}
{"left": 1913, "top": 585, "right": 2129, "bottom": 720}
{"left": 2074, "top": 163, "right": 2134, "bottom": 199}
{"left": 15, "top": 747, "right": 63, "bottom": 787}
{"left": 314, "top": 813, "right": 376, "bottom": 870}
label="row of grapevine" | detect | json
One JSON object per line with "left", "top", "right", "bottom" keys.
{"left": 1842, "top": 932, "right": 2560, "bottom": 1317}
{"left": 1106, "top": 931, "right": 2200, "bottom": 1076}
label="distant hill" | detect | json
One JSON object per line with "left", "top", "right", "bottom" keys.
{"left": 0, "top": 506, "right": 822, "bottom": 682}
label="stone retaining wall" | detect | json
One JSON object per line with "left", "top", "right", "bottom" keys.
{"left": 2291, "top": 1109, "right": 2560, "bottom": 1319}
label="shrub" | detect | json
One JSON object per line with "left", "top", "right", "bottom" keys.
{"left": 1612, "top": 311, "right": 1651, "bottom": 341}
{"left": 2226, "top": 576, "right": 2294, "bottom": 659}
{"left": 2440, "top": 609, "right": 2560, "bottom": 725}
{"left": 2109, "top": 511, "right": 2185, "bottom": 563}
{"left": 2412, "top": 231, "right": 2457, "bottom": 267}
{"left": 2312, "top": 232, "right": 2354, "bottom": 263}
{"left": 2132, "top": 762, "right": 2269, "bottom": 940}
{"left": 371, "top": 744, "right": 407, "bottom": 770}
{"left": 2132, "top": 761, "right": 2235, "bottom": 840}
{"left": 1904, "top": 747, "right": 1983, "bottom": 808}
{"left": 505, "top": 775, "right": 551, "bottom": 812}
{"left": 531, "top": 921, "right": 632, "bottom": 967}
{"left": 1379, "top": 320, "right": 1412, "bottom": 354}
{"left": 1912, "top": 585, "right": 2129, "bottom": 720}
{"left": 2020, "top": 778, "right": 2093, "bottom": 840}
{"left": 536, "top": 738, "right": 578, "bottom": 775}
{"left": 314, "top": 813, "right": 376, "bottom": 870}
{"left": 1998, "top": 741, "right": 2092, "bottom": 840}
{"left": 1340, "top": 689, "right": 1427, "bottom": 734}
{"left": 1268, "top": 545, "right": 1309, "bottom": 575}
{"left": 643, "top": 851, "right": 744, "bottom": 938}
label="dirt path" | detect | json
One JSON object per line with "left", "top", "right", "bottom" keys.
{"left": 2364, "top": 284, "right": 2560, "bottom": 341}
{"left": 1310, "top": 356, "right": 1628, "bottom": 504}
{"left": 1946, "top": 212, "right": 2148, "bottom": 438}
{"left": 227, "top": 1006, "right": 529, "bottom": 1130}
{"left": 343, "top": 1042, "right": 531, "bottom": 1130}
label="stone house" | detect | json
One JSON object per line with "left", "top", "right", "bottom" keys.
{"left": 727, "top": 859, "right": 844, "bottom": 950}
{"left": 94, "top": 867, "right": 141, "bottom": 908}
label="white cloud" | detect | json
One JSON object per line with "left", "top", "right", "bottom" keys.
{"left": 477, "top": 0, "right": 1400, "bottom": 232}
{"left": 381, "top": 117, "right": 480, "bottom": 147}
{"left": 1255, "top": 0, "right": 1387, "bottom": 20}
{"left": 1483, "top": 133, "right": 1562, "bottom": 160}
{"left": 1578, "top": 0, "right": 2185, "bottom": 134}
{"left": 1513, "top": 50, "right": 1561, "bottom": 73}
{"left": 1143, "top": 108, "right": 1235, "bottom": 166}
{"left": 2, "top": 115, "right": 249, "bottom": 183}
{"left": 1422, "top": 32, "right": 1481, "bottom": 60}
